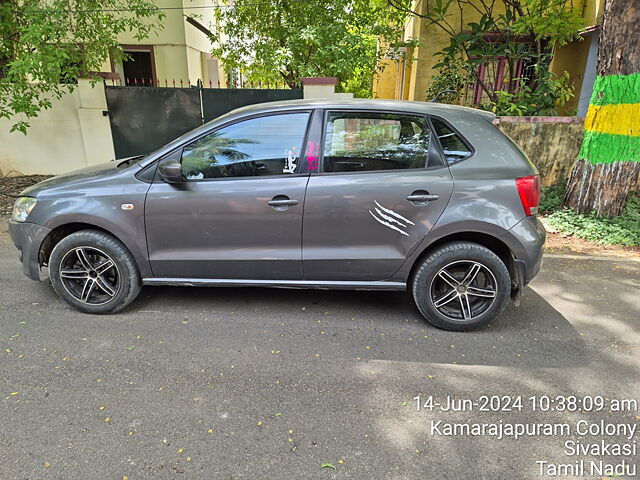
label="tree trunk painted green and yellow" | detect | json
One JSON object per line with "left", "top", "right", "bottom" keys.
{"left": 564, "top": 0, "right": 640, "bottom": 217}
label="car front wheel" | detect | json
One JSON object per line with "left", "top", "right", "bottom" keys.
{"left": 49, "top": 230, "right": 141, "bottom": 314}
{"left": 412, "top": 242, "right": 511, "bottom": 331}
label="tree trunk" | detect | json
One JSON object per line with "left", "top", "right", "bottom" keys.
{"left": 565, "top": 159, "right": 640, "bottom": 216}
{"left": 564, "top": 0, "right": 640, "bottom": 217}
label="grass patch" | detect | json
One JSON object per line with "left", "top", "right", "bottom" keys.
{"left": 539, "top": 181, "right": 566, "bottom": 215}
{"left": 540, "top": 183, "right": 640, "bottom": 247}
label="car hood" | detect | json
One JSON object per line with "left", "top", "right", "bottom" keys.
{"left": 20, "top": 159, "right": 139, "bottom": 197}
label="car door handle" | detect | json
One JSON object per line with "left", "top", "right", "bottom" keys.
{"left": 268, "top": 195, "right": 298, "bottom": 212}
{"left": 406, "top": 194, "right": 439, "bottom": 202}
{"left": 268, "top": 199, "right": 299, "bottom": 206}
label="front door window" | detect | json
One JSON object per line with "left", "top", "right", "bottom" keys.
{"left": 181, "top": 113, "right": 310, "bottom": 180}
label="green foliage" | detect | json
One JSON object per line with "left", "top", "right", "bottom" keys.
{"left": 399, "top": 0, "right": 584, "bottom": 113}
{"left": 489, "top": 69, "right": 574, "bottom": 116}
{"left": 539, "top": 181, "right": 566, "bottom": 215}
{"left": 425, "top": 54, "right": 474, "bottom": 103}
{"left": 0, "top": 0, "right": 164, "bottom": 134}
{"left": 339, "top": 65, "right": 377, "bottom": 99}
{"left": 541, "top": 182, "right": 640, "bottom": 246}
{"left": 210, "top": 0, "right": 410, "bottom": 96}
{"left": 436, "top": 0, "right": 583, "bottom": 65}
{"left": 545, "top": 201, "right": 640, "bottom": 246}
{"left": 509, "top": 0, "right": 585, "bottom": 42}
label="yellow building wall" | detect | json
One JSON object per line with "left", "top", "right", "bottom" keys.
{"left": 376, "top": 0, "right": 604, "bottom": 105}
{"left": 549, "top": 0, "right": 605, "bottom": 114}
{"left": 154, "top": 45, "right": 190, "bottom": 84}
{"left": 183, "top": 0, "right": 218, "bottom": 53}
{"left": 409, "top": 1, "right": 504, "bottom": 102}
{"left": 578, "top": 0, "right": 605, "bottom": 26}
{"left": 373, "top": 57, "right": 397, "bottom": 99}
{"left": 186, "top": 46, "right": 205, "bottom": 85}
{"left": 402, "top": 50, "right": 413, "bottom": 100}
{"left": 407, "top": 22, "right": 452, "bottom": 101}
{"left": 118, "top": 0, "right": 186, "bottom": 45}
{"left": 549, "top": 37, "right": 591, "bottom": 115}
{"left": 106, "top": 0, "right": 220, "bottom": 85}
{"left": 376, "top": 1, "right": 494, "bottom": 101}
{"left": 373, "top": 39, "right": 410, "bottom": 100}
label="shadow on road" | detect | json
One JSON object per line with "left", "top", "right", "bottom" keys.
{"left": 128, "top": 284, "right": 589, "bottom": 369}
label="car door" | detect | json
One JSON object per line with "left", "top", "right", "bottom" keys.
{"left": 302, "top": 110, "right": 454, "bottom": 281}
{"left": 145, "top": 111, "right": 312, "bottom": 280}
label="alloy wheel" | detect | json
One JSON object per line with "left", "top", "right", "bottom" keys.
{"left": 58, "top": 247, "right": 120, "bottom": 305}
{"left": 429, "top": 260, "right": 497, "bottom": 321}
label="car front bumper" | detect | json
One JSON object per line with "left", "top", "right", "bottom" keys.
{"left": 8, "top": 220, "right": 51, "bottom": 281}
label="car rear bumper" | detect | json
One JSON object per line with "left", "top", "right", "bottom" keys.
{"left": 506, "top": 215, "right": 545, "bottom": 285}
{"left": 8, "top": 220, "right": 51, "bottom": 281}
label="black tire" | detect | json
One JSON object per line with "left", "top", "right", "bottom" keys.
{"left": 411, "top": 241, "right": 510, "bottom": 331}
{"left": 49, "top": 230, "right": 141, "bottom": 314}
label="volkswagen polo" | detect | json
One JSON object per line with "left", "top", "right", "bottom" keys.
{"left": 9, "top": 99, "right": 544, "bottom": 331}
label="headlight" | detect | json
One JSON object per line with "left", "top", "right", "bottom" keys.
{"left": 11, "top": 197, "right": 37, "bottom": 222}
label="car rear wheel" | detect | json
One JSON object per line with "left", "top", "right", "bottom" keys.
{"left": 49, "top": 230, "right": 141, "bottom": 314}
{"left": 412, "top": 242, "right": 510, "bottom": 331}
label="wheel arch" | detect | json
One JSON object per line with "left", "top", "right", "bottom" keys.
{"left": 38, "top": 220, "right": 151, "bottom": 278}
{"left": 406, "top": 230, "right": 519, "bottom": 295}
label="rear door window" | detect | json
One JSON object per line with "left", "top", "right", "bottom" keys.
{"left": 323, "top": 112, "right": 442, "bottom": 173}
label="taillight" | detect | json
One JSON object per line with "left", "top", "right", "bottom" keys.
{"left": 515, "top": 175, "right": 540, "bottom": 216}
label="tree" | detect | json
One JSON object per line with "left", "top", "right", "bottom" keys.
{"left": 209, "top": 0, "right": 410, "bottom": 96}
{"left": 0, "top": 0, "right": 164, "bottom": 134}
{"left": 564, "top": 0, "right": 640, "bottom": 217}
{"left": 181, "top": 131, "right": 254, "bottom": 178}
{"left": 388, "top": 0, "right": 583, "bottom": 113}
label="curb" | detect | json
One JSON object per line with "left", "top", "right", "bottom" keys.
{"left": 544, "top": 253, "right": 640, "bottom": 263}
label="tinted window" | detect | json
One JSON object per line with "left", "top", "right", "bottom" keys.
{"left": 181, "top": 113, "right": 309, "bottom": 180}
{"left": 431, "top": 118, "right": 472, "bottom": 164}
{"left": 323, "top": 112, "right": 433, "bottom": 173}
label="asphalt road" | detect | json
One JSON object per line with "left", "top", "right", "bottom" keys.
{"left": 1, "top": 220, "right": 638, "bottom": 480}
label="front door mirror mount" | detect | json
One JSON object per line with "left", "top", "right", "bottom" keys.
{"left": 158, "top": 156, "right": 184, "bottom": 184}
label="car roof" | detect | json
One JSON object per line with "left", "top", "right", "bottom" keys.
{"left": 223, "top": 98, "right": 496, "bottom": 122}
{"left": 139, "top": 98, "right": 495, "bottom": 167}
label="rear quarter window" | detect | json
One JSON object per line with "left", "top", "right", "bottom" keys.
{"left": 430, "top": 118, "right": 473, "bottom": 165}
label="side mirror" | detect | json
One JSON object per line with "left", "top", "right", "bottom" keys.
{"left": 158, "top": 157, "right": 183, "bottom": 184}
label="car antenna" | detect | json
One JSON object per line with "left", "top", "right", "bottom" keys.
{"left": 430, "top": 90, "right": 457, "bottom": 103}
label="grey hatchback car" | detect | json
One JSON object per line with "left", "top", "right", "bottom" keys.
{"left": 9, "top": 99, "right": 544, "bottom": 331}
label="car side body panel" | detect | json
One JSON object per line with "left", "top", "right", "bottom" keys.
{"left": 302, "top": 167, "right": 453, "bottom": 281}
{"left": 390, "top": 103, "right": 543, "bottom": 283}
{"left": 19, "top": 167, "right": 153, "bottom": 278}
{"left": 145, "top": 174, "right": 310, "bottom": 279}
{"left": 386, "top": 216, "right": 545, "bottom": 285}
{"left": 9, "top": 99, "right": 544, "bottom": 300}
